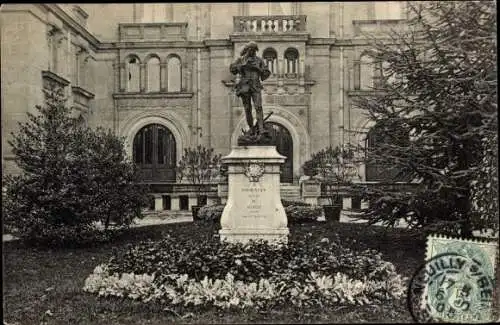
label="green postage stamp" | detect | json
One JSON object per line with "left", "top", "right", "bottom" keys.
{"left": 409, "top": 235, "right": 498, "bottom": 323}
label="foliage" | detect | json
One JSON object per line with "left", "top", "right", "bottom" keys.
{"left": 105, "top": 234, "right": 400, "bottom": 285}
{"left": 84, "top": 236, "right": 406, "bottom": 310}
{"left": 351, "top": 1, "right": 498, "bottom": 236}
{"left": 2, "top": 86, "right": 150, "bottom": 246}
{"left": 285, "top": 206, "right": 323, "bottom": 224}
{"left": 197, "top": 205, "right": 225, "bottom": 224}
{"left": 197, "top": 202, "right": 322, "bottom": 226}
{"left": 177, "top": 146, "right": 222, "bottom": 186}
{"left": 4, "top": 220, "right": 423, "bottom": 324}
{"left": 176, "top": 145, "right": 222, "bottom": 203}
{"left": 302, "top": 146, "right": 361, "bottom": 205}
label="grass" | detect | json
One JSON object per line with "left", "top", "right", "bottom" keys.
{"left": 3, "top": 221, "right": 427, "bottom": 324}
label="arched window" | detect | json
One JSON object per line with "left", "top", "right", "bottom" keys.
{"left": 133, "top": 124, "right": 177, "bottom": 182}
{"left": 146, "top": 56, "right": 160, "bottom": 92}
{"left": 126, "top": 56, "right": 140, "bottom": 92}
{"left": 359, "top": 55, "right": 375, "bottom": 90}
{"left": 262, "top": 48, "right": 277, "bottom": 75}
{"left": 167, "top": 55, "right": 181, "bottom": 92}
{"left": 284, "top": 48, "right": 299, "bottom": 74}
{"left": 380, "top": 61, "right": 398, "bottom": 87}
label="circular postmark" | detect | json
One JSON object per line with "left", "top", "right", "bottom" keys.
{"left": 408, "top": 252, "right": 495, "bottom": 323}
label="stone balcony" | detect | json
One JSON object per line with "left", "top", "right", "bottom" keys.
{"left": 233, "top": 15, "right": 307, "bottom": 34}
{"left": 119, "top": 23, "right": 188, "bottom": 41}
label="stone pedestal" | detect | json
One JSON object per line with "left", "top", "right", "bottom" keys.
{"left": 154, "top": 194, "right": 163, "bottom": 211}
{"left": 219, "top": 146, "right": 289, "bottom": 244}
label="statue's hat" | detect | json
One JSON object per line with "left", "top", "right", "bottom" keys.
{"left": 240, "top": 41, "right": 259, "bottom": 56}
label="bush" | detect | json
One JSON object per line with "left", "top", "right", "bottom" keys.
{"left": 286, "top": 205, "right": 323, "bottom": 224}
{"left": 84, "top": 235, "right": 407, "bottom": 309}
{"left": 2, "top": 86, "right": 150, "bottom": 246}
{"left": 197, "top": 205, "right": 225, "bottom": 224}
{"left": 106, "top": 234, "right": 395, "bottom": 285}
{"left": 197, "top": 201, "right": 321, "bottom": 225}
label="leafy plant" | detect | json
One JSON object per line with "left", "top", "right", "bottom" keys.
{"left": 2, "top": 85, "right": 150, "bottom": 246}
{"left": 176, "top": 145, "right": 222, "bottom": 205}
{"left": 302, "top": 146, "right": 361, "bottom": 205}
{"left": 84, "top": 239, "right": 407, "bottom": 310}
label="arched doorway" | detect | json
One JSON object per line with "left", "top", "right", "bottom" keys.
{"left": 267, "top": 122, "right": 293, "bottom": 183}
{"left": 133, "top": 124, "right": 176, "bottom": 182}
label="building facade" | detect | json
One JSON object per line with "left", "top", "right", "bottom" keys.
{"left": 1, "top": 3, "right": 406, "bottom": 187}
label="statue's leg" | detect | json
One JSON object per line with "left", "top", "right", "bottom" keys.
{"left": 241, "top": 95, "right": 254, "bottom": 129}
{"left": 252, "top": 91, "right": 264, "bottom": 133}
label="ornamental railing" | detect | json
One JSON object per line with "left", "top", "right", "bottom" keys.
{"left": 233, "top": 15, "right": 307, "bottom": 33}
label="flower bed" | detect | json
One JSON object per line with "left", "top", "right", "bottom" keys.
{"left": 83, "top": 234, "right": 407, "bottom": 310}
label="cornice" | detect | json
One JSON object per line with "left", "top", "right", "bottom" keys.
{"left": 204, "top": 39, "right": 232, "bottom": 48}
{"left": 72, "top": 86, "right": 95, "bottom": 99}
{"left": 99, "top": 41, "right": 205, "bottom": 50}
{"left": 42, "top": 70, "right": 70, "bottom": 87}
{"left": 40, "top": 4, "right": 100, "bottom": 51}
{"left": 112, "top": 92, "right": 194, "bottom": 99}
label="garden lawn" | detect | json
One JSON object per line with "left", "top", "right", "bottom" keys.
{"left": 3, "top": 221, "right": 426, "bottom": 324}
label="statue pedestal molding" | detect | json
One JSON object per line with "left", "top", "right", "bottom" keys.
{"left": 219, "top": 146, "right": 289, "bottom": 245}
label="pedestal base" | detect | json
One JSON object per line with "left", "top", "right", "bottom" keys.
{"left": 219, "top": 146, "right": 289, "bottom": 245}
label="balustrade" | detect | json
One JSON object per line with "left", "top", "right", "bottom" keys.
{"left": 233, "top": 15, "right": 307, "bottom": 33}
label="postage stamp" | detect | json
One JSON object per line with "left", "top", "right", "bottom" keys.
{"left": 408, "top": 235, "right": 498, "bottom": 323}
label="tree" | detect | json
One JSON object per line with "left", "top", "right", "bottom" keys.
{"left": 302, "top": 146, "right": 361, "bottom": 205}
{"left": 176, "top": 145, "right": 222, "bottom": 206}
{"left": 351, "top": 1, "right": 497, "bottom": 237}
{"left": 2, "top": 86, "right": 150, "bottom": 246}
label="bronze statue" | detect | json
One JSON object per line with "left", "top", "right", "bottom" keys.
{"left": 230, "top": 42, "right": 273, "bottom": 145}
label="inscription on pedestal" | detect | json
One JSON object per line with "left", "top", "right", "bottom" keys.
{"left": 241, "top": 186, "right": 266, "bottom": 218}
{"left": 219, "top": 146, "right": 289, "bottom": 244}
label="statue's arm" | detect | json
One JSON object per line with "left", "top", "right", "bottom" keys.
{"left": 230, "top": 58, "right": 243, "bottom": 75}
{"left": 260, "top": 59, "right": 271, "bottom": 81}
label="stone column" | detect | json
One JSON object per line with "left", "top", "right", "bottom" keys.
{"left": 160, "top": 62, "right": 167, "bottom": 92}
{"left": 188, "top": 195, "right": 198, "bottom": 211}
{"left": 171, "top": 195, "right": 180, "bottom": 211}
{"left": 113, "top": 62, "right": 120, "bottom": 93}
{"left": 342, "top": 197, "right": 352, "bottom": 210}
{"left": 154, "top": 194, "right": 163, "bottom": 211}
{"left": 119, "top": 63, "right": 126, "bottom": 92}
{"left": 140, "top": 63, "right": 147, "bottom": 92}
{"left": 218, "top": 183, "right": 228, "bottom": 204}
{"left": 219, "top": 146, "right": 289, "bottom": 244}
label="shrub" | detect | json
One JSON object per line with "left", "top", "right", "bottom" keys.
{"left": 106, "top": 234, "right": 399, "bottom": 285}
{"left": 196, "top": 202, "right": 321, "bottom": 225}
{"left": 197, "top": 205, "right": 225, "bottom": 224}
{"left": 84, "top": 236, "right": 407, "bottom": 310}
{"left": 2, "top": 86, "right": 150, "bottom": 247}
{"left": 281, "top": 199, "right": 311, "bottom": 207}
{"left": 286, "top": 205, "right": 323, "bottom": 224}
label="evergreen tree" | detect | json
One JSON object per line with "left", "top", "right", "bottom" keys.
{"left": 2, "top": 86, "right": 150, "bottom": 246}
{"left": 351, "top": 1, "right": 497, "bottom": 237}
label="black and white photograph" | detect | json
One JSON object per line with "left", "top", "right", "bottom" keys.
{"left": 2, "top": 2, "right": 498, "bottom": 324}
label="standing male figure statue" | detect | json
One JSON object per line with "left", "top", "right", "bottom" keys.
{"left": 230, "top": 42, "right": 271, "bottom": 140}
